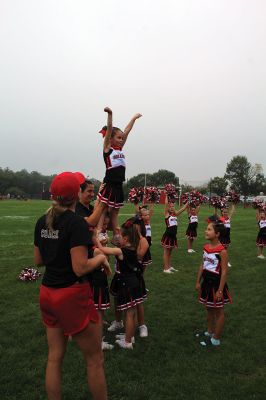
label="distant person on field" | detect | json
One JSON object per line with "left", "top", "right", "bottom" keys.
{"left": 256, "top": 208, "right": 266, "bottom": 259}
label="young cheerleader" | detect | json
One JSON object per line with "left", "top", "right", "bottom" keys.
{"left": 137, "top": 204, "right": 154, "bottom": 268}
{"left": 256, "top": 208, "right": 266, "bottom": 259}
{"left": 195, "top": 218, "right": 232, "bottom": 346}
{"left": 219, "top": 204, "right": 235, "bottom": 267}
{"left": 97, "top": 107, "right": 142, "bottom": 242}
{"left": 186, "top": 204, "right": 200, "bottom": 253}
{"left": 109, "top": 219, "right": 148, "bottom": 349}
{"left": 161, "top": 195, "right": 188, "bottom": 273}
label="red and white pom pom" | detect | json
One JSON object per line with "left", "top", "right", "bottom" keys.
{"left": 18, "top": 267, "right": 42, "bottom": 282}
{"left": 252, "top": 199, "right": 265, "bottom": 210}
{"left": 128, "top": 187, "right": 145, "bottom": 204}
{"left": 181, "top": 190, "right": 207, "bottom": 206}
{"left": 226, "top": 191, "right": 240, "bottom": 204}
{"left": 144, "top": 186, "right": 160, "bottom": 203}
{"left": 210, "top": 196, "right": 227, "bottom": 210}
{"left": 164, "top": 184, "right": 179, "bottom": 203}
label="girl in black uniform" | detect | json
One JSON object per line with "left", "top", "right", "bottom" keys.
{"left": 34, "top": 172, "right": 111, "bottom": 400}
{"left": 161, "top": 195, "right": 188, "bottom": 273}
{"left": 109, "top": 218, "right": 148, "bottom": 349}
{"left": 256, "top": 209, "right": 266, "bottom": 259}
{"left": 186, "top": 204, "right": 200, "bottom": 253}
{"left": 195, "top": 220, "right": 231, "bottom": 346}
{"left": 97, "top": 107, "right": 142, "bottom": 242}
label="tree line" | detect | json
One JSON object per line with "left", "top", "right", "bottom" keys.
{"left": 0, "top": 155, "right": 265, "bottom": 198}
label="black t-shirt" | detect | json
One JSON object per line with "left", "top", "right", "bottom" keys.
{"left": 34, "top": 210, "right": 89, "bottom": 288}
{"left": 75, "top": 201, "right": 94, "bottom": 218}
{"left": 75, "top": 201, "right": 94, "bottom": 249}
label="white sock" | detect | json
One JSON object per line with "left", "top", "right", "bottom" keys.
{"left": 204, "top": 331, "right": 213, "bottom": 337}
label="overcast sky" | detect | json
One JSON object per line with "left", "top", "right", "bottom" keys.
{"left": 0, "top": 0, "right": 265, "bottom": 185}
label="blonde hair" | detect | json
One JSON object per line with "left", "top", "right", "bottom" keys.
{"left": 46, "top": 198, "right": 75, "bottom": 230}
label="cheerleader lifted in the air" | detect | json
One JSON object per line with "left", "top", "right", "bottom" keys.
{"left": 98, "top": 107, "right": 142, "bottom": 243}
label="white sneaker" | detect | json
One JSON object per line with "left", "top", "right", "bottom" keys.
{"left": 115, "top": 339, "right": 133, "bottom": 350}
{"left": 188, "top": 249, "right": 195, "bottom": 253}
{"left": 169, "top": 267, "right": 178, "bottom": 272}
{"left": 228, "top": 262, "right": 232, "bottom": 267}
{"left": 139, "top": 325, "right": 148, "bottom": 338}
{"left": 102, "top": 341, "right": 114, "bottom": 350}
{"left": 257, "top": 255, "right": 265, "bottom": 259}
{"left": 115, "top": 334, "right": 135, "bottom": 343}
{"left": 107, "top": 320, "right": 124, "bottom": 332}
{"left": 163, "top": 268, "right": 173, "bottom": 274}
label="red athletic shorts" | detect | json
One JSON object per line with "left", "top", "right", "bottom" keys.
{"left": 39, "top": 283, "right": 99, "bottom": 336}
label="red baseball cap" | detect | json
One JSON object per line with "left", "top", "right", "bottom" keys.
{"left": 50, "top": 172, "right": 80, "bottom": 200}
{"left": 74, "top": 171, "right": 86, "bottom": 185}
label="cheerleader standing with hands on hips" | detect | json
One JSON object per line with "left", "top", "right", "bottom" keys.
{"left": 98, "top": 107, "right": 142, "bottom": 243}
{"left": 195, "top": 218, "right": 232, "bottom": 346}
{"left": 256, "top": 208, "right": 266, "bottom": 259}
{"left": 161, "top": 195, "right": 188, "bottom": 274}
{"left": 186, "top": 204, "right": 200, "bottom": 253}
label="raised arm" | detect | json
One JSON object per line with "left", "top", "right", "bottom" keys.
{"left": 84, "top": 201, "right": 106, "bottom": 227}
{"left": 122, "top": 113, "right": 142, "bottom": 147}
{"left": 149, "top": 203, "right": 155, "bottom": 219}
{"left": 229, "top": 204, "right": 235, "bottom": 219}
{"left": 103, "top": 107, "right": 113, "bottom": 153}
{"left": 196, "top": 205, "right": 201, "bottom": 215}
{"left": 176, "top": 202, "right": 189, "bottom": 217}
{"left": 164, "top": 195, "right": 169, "bottom": 217}
{"left": 256, "top": 209, "right": 260, "bottom": 222}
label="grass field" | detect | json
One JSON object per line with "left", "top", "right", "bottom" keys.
{"left": 0, "top": 200, "right": 266, "bottom": 400}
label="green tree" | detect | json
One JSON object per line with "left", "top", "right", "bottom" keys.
{"left": 209, "top": 177, "right": 228, "bottom": 196}
{"left": 224, "top": 155, "right": 261, "bottom": 196}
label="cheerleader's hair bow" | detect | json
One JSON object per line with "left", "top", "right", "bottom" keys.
{"left": 99, "top": 126, "right": 107, "bottom": 138}
{"left": 122, "top": 219, "right": 134, "bottom": 229}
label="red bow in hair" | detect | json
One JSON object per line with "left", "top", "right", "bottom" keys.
{"left": 99, "top": 126, "right": 107, "bottom": 138}
{"left": 123, "top": 219, "right": 133, "bottom": 229}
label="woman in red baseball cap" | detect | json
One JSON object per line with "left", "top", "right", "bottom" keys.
{"left": 34, "top": 171, "right": 109, "bottom": 400}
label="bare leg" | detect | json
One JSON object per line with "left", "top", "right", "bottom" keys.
{"left": 45, "top": 328, "right": 68, "bottom": 400}
{"left": 125, "top": 308, "right": 136, "bottom": 343}
{"left": 188, "top": 238, "right": 193, "bottom": 250}
{"left": 74, "top": 322, "right": 107, "bottom": 400}
{"left": 206, "top": 308, "right": 216, "bottom": 335}
{"left": 213, "top": 308, "right": 225, "bottom": 340}
{"left": 258, "top": 246, "right": 263, "bottom": 256}
{"left": 110, "top": 208, "right": 120, "bottom": 237}
{"left": 137, "top": 303, "right": 145, "bottom": 326}
{"left": 114, "top": 298, "right": 122, "bottom": 322}
{"left": 163, "top": 248, "right": 171, "bottom": 270}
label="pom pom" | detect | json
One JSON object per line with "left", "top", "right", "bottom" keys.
{"left": 252, "top": 199, "right": 265, "bottom": 210}
{"left": 164, "top": 184, "right": 179, "bottom": 203}
{"left": 18, "top": 267, "right": 42, "bottom": 282}
{"left": 181, "top": 190, "right": 207, "bottom": 206}
{"left": 209, "top": 196, "right": 227, "bottom": 210}
{"left": 226, "top": 191, "right": 240, "bottom": 204}
{"left": 144, "top": 186, "right": 161, "bottom": 203}
{"left": 128, "top": 187, "right": 145, "bottom": 204}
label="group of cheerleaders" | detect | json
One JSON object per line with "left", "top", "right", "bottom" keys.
{"left": 78, "top": 107, "right": 266, "bottom": 351}
{"left": 34, "top": 107, "right": 266, "bottom": 399}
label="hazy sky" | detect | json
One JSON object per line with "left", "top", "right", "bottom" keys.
{"left": 1, "top": 0, "right": 266, "bottom": 185}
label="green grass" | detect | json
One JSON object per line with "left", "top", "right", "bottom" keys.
{"left": 0, "top": 200, "right": 266, "bottom": 400}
